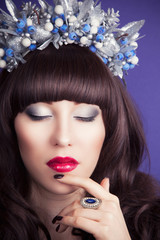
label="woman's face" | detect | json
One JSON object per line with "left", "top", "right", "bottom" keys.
{"left": 14, "top": 100, "right": 105, "bottom": 195}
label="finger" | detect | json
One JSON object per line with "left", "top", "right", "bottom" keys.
{"left": 100, "top": 178, "right": 110, "bottom": 192}
{"left": 55, "top": 174, "right": 109, "bottom": 199}
{"left": 56, "top": 215, "right": 101, "bottom": 237}
{"left": 56, "top": 208, "right": 104, "bottom": 233}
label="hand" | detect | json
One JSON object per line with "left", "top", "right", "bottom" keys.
{"left": 53, "top": 175, "right": 131, "bottom": 240}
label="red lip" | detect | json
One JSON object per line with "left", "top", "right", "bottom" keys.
{"left": 47, "top": 156, "right": 79, "bottom": 173}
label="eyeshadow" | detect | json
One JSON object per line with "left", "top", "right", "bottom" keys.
{"left": 25, "top": 105, "right": 52, "bottom": 116}
{"left": 73, "top": 106, "right": 100, "bottom": 118}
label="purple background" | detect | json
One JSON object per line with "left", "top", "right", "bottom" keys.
{"left": 1, "top": 0, "right": 160, "bottom": 181}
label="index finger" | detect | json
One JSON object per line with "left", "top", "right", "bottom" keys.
{"left": 55, "top": 174, "right": 109, "bottom": 200}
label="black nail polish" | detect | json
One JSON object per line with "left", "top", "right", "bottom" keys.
{"left": 54, "top": 174, "right": 64, "bottom": 179}
{"left": 52, "top": 215, "right": 63, "bottom": 224}
{"left": 56, "top": 224, "right": 60, "bottom": 232}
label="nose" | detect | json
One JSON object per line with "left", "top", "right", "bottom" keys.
{"left": 51, "top": 120, "right": 72, "bottom": 147}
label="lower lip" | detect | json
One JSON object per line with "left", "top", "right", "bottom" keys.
{"left": 48, "top": 163, "right": 78, "bottom": 172}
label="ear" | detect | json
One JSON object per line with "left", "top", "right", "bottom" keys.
{"left": 100, "top": 178, "right": 110, "bottom": 192}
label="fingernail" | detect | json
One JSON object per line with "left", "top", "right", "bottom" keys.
{"left": 56, "top": 224, "right": 60, "bottom": 232}
{"left": 52, "top": 215, "right": 63, "bottom": 224}
{"left": 54, "top": 174, "right": 64, "bottom": 179}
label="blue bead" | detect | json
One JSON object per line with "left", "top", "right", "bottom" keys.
{"left": 103, "top": 57, "right": 108, "bottom": 64}
{"left": 123, "top": 63, "right": 130, "bottom": 70}
{"left": 96, "top": 34, "right": 104, "bottom": 42}
{"left": 60, "top": 14, "right": 65, "bottom": 21}
{"left": 27, "top": 25, "right": 36, "bottom": 34}
{"left": 116, "top": 53, "right": 124, "bottom": 61}
{"left": 69, "top": 32, "right": 77, "bottom": 40}
{"left": 131, "top": 49, "right": 136, "bottom": 56}
{"left": 29, "top": 44, "right": 37, "bottom": 51}
{"left": 124, "top": 50, "right": 135, "bottom": 59}
{"left": 6, "top": 48, "right": 14, "bottom": 57}
{"left": 52, "top": 28, "right": 59, "bottom": 33}
{"left": 52, "top": 16, "right": 59, "bottom": 23}
{"left": 120, "top": 37, "right": 128, "bottom": 45}
{"left": 85, "top": 198, "right": 96, "bottom": 204}
{"left": 98, "top": 26, "right": 106, "bottom": 34}
{"left": 82, "top": 24, "right": 90, "bottom": 33}
{"left": 3, "top": 55, "right": 7, "bottom": 61}
{"left": 89, "top": 45, "right": 97, "bottom": 53}
{"left": 16, "top": 28, "right": 23, "bottom": 34}
{"left": 60, "top": 24, "right": 68, "bottom": 32}
{"left": 17, "top": 19, "right": 25, "bottom": 28}
{"left": 129, "top": 63, "right": 135, "bottom": 69}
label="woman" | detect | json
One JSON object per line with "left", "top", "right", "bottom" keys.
{"left": 0, "top": 43, "right": 160, "bottom": 240}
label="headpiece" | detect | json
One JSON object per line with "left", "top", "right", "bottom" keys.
{"left": 0, "top": 0, "right": 144, "bottom": 79}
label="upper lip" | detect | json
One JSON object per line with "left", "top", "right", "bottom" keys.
{"left": 47, "top": 156, "right": 79, "bottom": 165}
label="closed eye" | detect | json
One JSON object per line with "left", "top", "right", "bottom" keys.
{"left": 27, "top": 114, "right": 52, "bottom": 121}
{"left": 74, "top": 116, "right": 95, "bottom": 122}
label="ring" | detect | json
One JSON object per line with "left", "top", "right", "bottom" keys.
{"left": 80, "top": 197, "right": 102, "bottom": 209}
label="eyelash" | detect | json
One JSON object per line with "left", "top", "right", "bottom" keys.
{"left": 27, "top": 114, "right": 52, "bottom": 121}
{"left": 28, "top": 114, "right": 95, "bottom": 122}
{"left": 74, "top": 116, "right": 95, "bottom": 122}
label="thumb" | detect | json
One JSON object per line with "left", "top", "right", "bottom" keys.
{"left": 100, "top": 178, "right": 110, "bottom": 192}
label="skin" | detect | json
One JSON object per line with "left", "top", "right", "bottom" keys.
{"left": 14, "top": 100, "right": 131, "bottom": 240}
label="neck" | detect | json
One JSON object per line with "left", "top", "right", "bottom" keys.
{"left": 28, "top": 181, "right": 85, "bottom": 240}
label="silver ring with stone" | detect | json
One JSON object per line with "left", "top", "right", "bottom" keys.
{"left": 80, "top": 197, "right": 102, "bottom": 209}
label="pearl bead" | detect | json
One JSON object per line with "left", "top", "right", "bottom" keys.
{"left": 91, "top": 19, "right": 100, "bottom": 27}
{"left": 27, "top": 18, "right": 32, "bottom": 26}
{"left": 55, "top": 18, "right": 64, "bottom": 27}
{"left": 95, "top": 42, "right": 103, "bottom": 49}
{"left": 66, "top": 37, "right": 74, "bottom": 44}
{"left": 44, "top": 22, "right": 54, "bottom": 31}
{"left": 54, "top": 5, "right": 64, "bottom": 15}
{"left": 0, "top": 48, "right": 5, "bottom": 57}
{"left": 0, "top": 60, "right": 6, "bottom": 68}
{"left": 47, "top": 14, "right": 51, "bottom": 19}
{"left": 25, "top": 33, "right": 30, "bottom": 37}
{"left": 130, "top": 56, "right": 139, "bottom": 65}
{"left": 130, "top": 42, "right": 138, "bottom": 49}
{"left": 88, "top": 34, "right": 93, "bottom": 39}
{"left": 22, "top": 38, "right": 31, "bottom": 47}
{"left": 131, "top": 33, "right": 139, "bottom": 40}
{"left": 69, "top": 15, "right": 77, "bottom": 23}
{"left": 90, "top": 26, "right": 98, "bottom": 34}
{"left": 80, "top": 36, "right": 88, "bottom": 45}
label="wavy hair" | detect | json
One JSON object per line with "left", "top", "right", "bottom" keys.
{"left": 0, "top": 44, "right": 159, "bottom": 239}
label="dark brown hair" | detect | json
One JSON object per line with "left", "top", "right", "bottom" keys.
{"left": 0, "top": 44, "right": 159, "bottom": 240}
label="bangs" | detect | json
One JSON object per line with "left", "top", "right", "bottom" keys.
{"left": 8, "top": 44, "right": 114, "bottom": 114}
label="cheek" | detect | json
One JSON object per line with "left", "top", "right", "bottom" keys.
{"left": 78, "top": 122, "right": 105, "bottom": 160}
{"left": 15, "top": 124, "right": 47, "bottom": 159}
